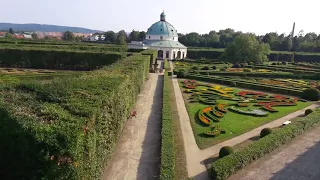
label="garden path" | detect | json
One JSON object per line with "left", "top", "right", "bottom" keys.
{"left": 170, "top": 61, "right": 320, "bottom": 179}
{"left": 102, "top": 72, "right": 163, "bottom": 180}
{"left": 228, "top": 125, "right": 320, "bottom": 180}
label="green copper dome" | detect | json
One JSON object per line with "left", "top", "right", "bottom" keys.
{"left": 146, "top": 12, "right": 178, "bottom": 37}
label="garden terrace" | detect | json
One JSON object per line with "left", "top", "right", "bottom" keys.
{"left": 0, "top": 47, "right": 127, "bottom": 70}
{"left": 0, "top": 53, "right": 152, "bottom": 179}
{"left": 179, "top": 80, "right": 311, "bottom": 149}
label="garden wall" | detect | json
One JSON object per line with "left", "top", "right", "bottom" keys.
{"left": 0, "top": 53, "right": 151, "bottom": 179}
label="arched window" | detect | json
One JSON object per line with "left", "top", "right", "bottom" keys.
{"left": 166, "top": 51, "right": 169, "bottom": 58}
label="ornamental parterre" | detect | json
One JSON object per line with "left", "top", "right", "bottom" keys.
{"left": 182, "top": 80, "right": 305, "bottom": 138}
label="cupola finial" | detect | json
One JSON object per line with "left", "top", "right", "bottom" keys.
{"left": 160, "top": 11, "right": 166, "bottom": 21}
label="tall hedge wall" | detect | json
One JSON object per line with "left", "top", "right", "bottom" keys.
{"left": 0, "top": 53, "right": 151, "bottom": 179}
{"left": 0, "top": 48, "right": 126, "bottom": 70}
{"left": 187, "top": 49, "right": 320, "bottom": 62}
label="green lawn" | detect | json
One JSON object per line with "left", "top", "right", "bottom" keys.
{"left": 179, "top": 81, "right": 312, "bottom": 149}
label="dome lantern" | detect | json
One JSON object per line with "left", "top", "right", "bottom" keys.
{"left": 160, "top": 11, "right": 166, "bottom": 21}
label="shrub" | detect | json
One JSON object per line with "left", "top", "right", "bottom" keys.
{"left": 301, "top": 88, "right": 320, "bottom": 101}
{"left": 271, "top": 62, "right": 277, "bottom": 65}
{"left": 219, "top": 146, "right": 234, "bottom": 158}
{"left": 201, "top": 66, "right": 210, "bottom": 70}
{"left": 209, "top": 110, "right": 320, "bottom": 180}
{"left": 191, "top": 66, "right": 199, "bottom": 70}
{"left": 282, "top": 61, "right": 287, "bottom": 65}
{"left": 177, "top": 71, "right": 187, "bottom": 78}
{"left": 232, "top": 63, "right": 241, "bottom": 68}
{"left": 260, "top": 128, "right": 273, "bottom": 138}
{"left": 212, "top": 66, "right": 217, "bottom": 70}
{"left": 219, "top": 68, "right": 227, "bottom": 72}
{"left": 305, "top": 109, "right": 313, "bottom": 116}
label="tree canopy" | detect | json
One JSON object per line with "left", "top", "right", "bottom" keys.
{"left": 220, "top": 34, "right": 271, "bottom": 63}
{"left": 63, "top": 31, "right": 74, "bottom": 41}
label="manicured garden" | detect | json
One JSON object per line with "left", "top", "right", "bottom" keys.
{"left": 179, "top": 80, "right": 312, "bottom": 149}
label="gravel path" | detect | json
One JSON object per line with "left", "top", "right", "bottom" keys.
{"left": 102, "top": 73, "right": 163, "bottom": 180}
{"left": 228, "top": 125, "right": 320, "bottom": 180}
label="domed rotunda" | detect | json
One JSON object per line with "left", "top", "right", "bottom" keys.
{"left": 128, "top": 12, "right": 187, "bottom": 60}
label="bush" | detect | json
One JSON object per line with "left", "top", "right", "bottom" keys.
{"left": 232, "top": 63, "right": 241, "bottom": 68}
{"left": 305, "top": 109, "right": 313, "bottom": 116}
{"left": 0, "top": 53, "right": 152, "bottom": 179}
{"left": 219, "top": 68, "right": 227, "bottom": 72}
{"left": 177, "top": 71, "right": 187, "bottom": 78}
{"left": 201, "top": 66, "right": 210, "bottom": 70}
{"left": 282, "top": 61, "right": 287, "bottom": 65}
{"left": 260, "top": 128, "right": 273, "bottom": 138}
{"left": 230, "top": 82, "right": 236, "bottom": 87}
{"left": 219, "top": 146, "right": 234, "bottom": 158}
{"left": 301, "top": 88, "right": 320, "bottom": 101}
{"left": 209, "top": 110, "right": 320, "bottom": 180}
{"left": 212, "top": 66, "right": 217, "bottom": 70}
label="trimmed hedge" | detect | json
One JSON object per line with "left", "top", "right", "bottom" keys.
{"left": 0, "top": 53, "right": 151, "bottom": 179}
{"left": 187, "top": 49, "right": 320, "bottom": 62}
{"left": 305, "top": 109, "right": 313, "bottom": 116}
{"left": 301, "top": 88, "right": 320, "bottom": 101}
{"left": 219, "top": 146, "right": 234, "bottom": 158}
{"left": 186, "top": 74, "right": 303, "bottom": 96}
{"left": 0, "top": 48, "right": 126, "bottom": 70}
{"left": 260, "top": 128, "right": 273, "bottom": 138}
{"left": 160, "top": 72, "right": 175, "bottom": 180}
{"left": 209, "top": 109, "right": 320, "bottom": 180}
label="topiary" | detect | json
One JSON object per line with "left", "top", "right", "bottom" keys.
{"left": 301, "top": 88, "right": 320, "bottom": 101}
{"left": 282, "top": 61, "right": 287, "bottom": 65}
{"left": 219, "top": 146, "right": 234, "bottom": 158}
{"left": 212, "top": 66, "right": 217, "bottom": 70}
{"left": 232, "top": 63, "right": 241, "bottom": 68}
{"left": 177, "top": 71, "right": 187, "bottom": 78}
{"left": 201, "top": 66, "right": 210, "bottom": 70}
{"left": 219, "top": 68, "right": 227, "bottom": 72}
{"left": 305, "top": 109, "right": 313, "bottom": 116}
{"left": 260, "top": 128, "right": 273, "bottom": 138}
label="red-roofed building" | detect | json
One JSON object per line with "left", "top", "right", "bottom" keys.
{"left": 0, "top": 32, "right": 6, "bottom": 38}
{"left": 14, "top": 34, "right": 24, "bottom": 39}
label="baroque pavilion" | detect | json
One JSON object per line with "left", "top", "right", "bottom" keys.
{"left": 128, "top": 12, "right": 187, "bottom": 60}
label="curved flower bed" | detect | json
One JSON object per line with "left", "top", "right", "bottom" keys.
{"left": 228, "top": 106, "right": 269, "bottom": 116}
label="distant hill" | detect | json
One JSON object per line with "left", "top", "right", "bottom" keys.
{"left": 0, "top": 23, "right": 103, "bottom": 33}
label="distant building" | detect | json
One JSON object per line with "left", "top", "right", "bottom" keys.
{"left": 14, "top": 34, "right": 24, "bottom": 39}
{"left": 0, "top": 32, "right": 6, "bottom": 38}
{"left": 128, "top": 12, "right": 187, "bottom": 60}
{"left": 23, "top": 34, "right": 33, "bottom": 39}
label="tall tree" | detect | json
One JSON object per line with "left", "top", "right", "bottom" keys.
{"left": 8, "top": 28, "right": 14, "bottom": 34}
{"left": 129, "top": 30, "right": 139, "bottom": 42}
{"left": 63, "top": 31, "right": 74, "bottom": 41}
{"left": 31, "top": 33, "right": 38, "bottom": 39}
{"left": 220, "top": 34, "right": 271, "bottom": 63}
{"left": 138, "top": 31, "right": 146, "bottom": 41}
{"left": 116, "top": 30, "right": 127, "bottom": 45}
{"left": 104, "top": 31, "right": 117, "bottom": 43}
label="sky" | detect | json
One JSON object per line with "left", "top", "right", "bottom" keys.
{"left": 1, "top": 0, "right": 319, "bottom": 35}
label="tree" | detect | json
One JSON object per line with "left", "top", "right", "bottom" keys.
{"left": 129, "top": 30, "right": 139, "bottom": 42}
{"left": 4, "top": 33, "right": 13, "bottom": 38}
{"left": 116, "top": 31, "right": 127, "bottom": 45}
{"left": 63, "top": 31, "right": 74, "bottom": 41}
{"left": 31, "top": 33, "right": 38, "bottom": 39}
{"left": 138, "top": 31, "right": 146, "bottom": 41}
{"left": 104, "top": 31, "right": 117, "bottom": 43}
{"left": 9, "top": 28, "right": 14, "bottom": 34}
{"left": 220, "top": 34, "right": 271, "bottom": 63}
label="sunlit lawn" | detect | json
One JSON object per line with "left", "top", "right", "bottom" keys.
{"left": 179, "top": 81, "right": 312, "bottom": 149}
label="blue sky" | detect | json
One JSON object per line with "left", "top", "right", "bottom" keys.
{"left": 1, "top": 0, "right": 319, "bottom": 35}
